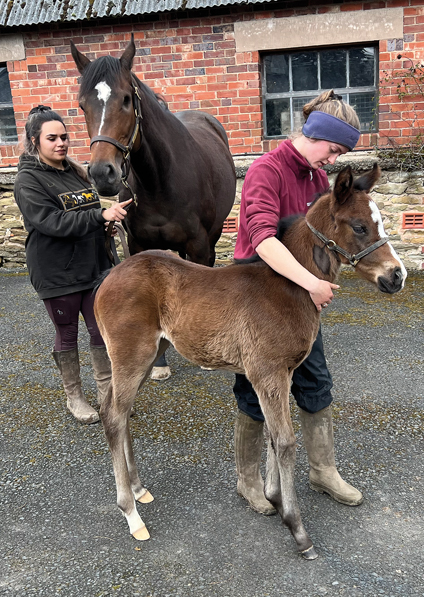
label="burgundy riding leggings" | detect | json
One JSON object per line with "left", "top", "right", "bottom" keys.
{"left": 43, "top": 289, "right": 105, "bottom": 352}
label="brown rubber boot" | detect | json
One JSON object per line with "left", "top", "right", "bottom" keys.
{"left": 234, "top": 410, "right": 277, "bottom": 515}
{"left": 52, "top": 348, "right": 99, "bottom": 424}
{"left": 90, "top": 345, "right": 112, "bottom": 406}
{"left": 299, "top": 406, "right": 363, "bottom": 506}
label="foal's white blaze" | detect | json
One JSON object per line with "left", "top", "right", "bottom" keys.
{"left": 95, "top": 81, "right": 112, "bottom": 135}
{"left": 369, "top": 200, "right": 407, "bottom": 286}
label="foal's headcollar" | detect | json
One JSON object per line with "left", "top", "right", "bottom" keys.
{"left": 306, "top": 220, "right": 389, "bottom": 267}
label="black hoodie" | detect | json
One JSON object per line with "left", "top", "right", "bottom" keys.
{"left": 14, "top": 155, "right": 111, "bottom": 299}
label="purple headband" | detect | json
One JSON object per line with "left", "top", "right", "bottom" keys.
{"left": 302, "top": 111, "right": 360, "bottom": 151}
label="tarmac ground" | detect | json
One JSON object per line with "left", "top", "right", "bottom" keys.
{"left": 1, "top": 268, "right": 423, "bottom": 597}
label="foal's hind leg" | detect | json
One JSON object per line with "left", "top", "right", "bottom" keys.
{"left": 251, "top": 373, "right": 317, "bottom": 559}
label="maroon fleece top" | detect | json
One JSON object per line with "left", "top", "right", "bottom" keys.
{"left": 234, "top": 140, "right": 329, "bottom": 260}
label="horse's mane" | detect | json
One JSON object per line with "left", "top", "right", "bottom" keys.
{"left": 234, "top": 213, "right": 303, "bottom": 265}
{"left": 79, "top": 55, "right": 168, "bottom": 109}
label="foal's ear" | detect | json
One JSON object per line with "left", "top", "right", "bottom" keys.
{"left": 333, "top": 165, "right": 354, "bottom": 205}
{"left": 353, "top": 162, "right": 381, "bottom": 193}
{"left": 70, "top": 41, "right": 91, "bottom": 74}
{"left": 120, "top": 33, "right": 136, "bottom": 71}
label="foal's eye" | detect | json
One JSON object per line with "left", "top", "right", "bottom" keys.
{"left": 352, "top": 225, "right": 367, "bottom": 235}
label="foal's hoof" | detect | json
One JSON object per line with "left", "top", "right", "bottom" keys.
{"left": 132, "top": 525, "right": 150, "bottom": 541}
{"left": 300, "top": 545, "right": 318, "bottom": 560}
{"left": 150, "top": 366, "right": 171, "bottom": 381}
{"left": 137, "top": 490, "right": 154, "bottom": 504}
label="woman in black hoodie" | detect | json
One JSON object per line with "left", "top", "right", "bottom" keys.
{"left": 15, "top": 105, "right": 131, "bottom": 424}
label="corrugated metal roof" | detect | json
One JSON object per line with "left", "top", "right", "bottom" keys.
{"left": 0, "top": 0, "right": 267, "bottom": 28}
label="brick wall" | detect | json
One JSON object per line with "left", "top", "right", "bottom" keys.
{"left": 2, "top": 2, "right": 424, "bottom": 167}
{"left": 379, "top": 6, "right": 424, "bottom": 147}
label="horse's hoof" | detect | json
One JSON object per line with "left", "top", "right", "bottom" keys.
{"left": 300, "top": 545, "right": 318, "bottom": 560}
{"left": 150, "top": 366, "right": 171, "bottom": 381}
{"left": 132, "top": 525, "right": 150, "bottom": 541}
{"left": 137, "top": 490, "right": 154, "bottom": 504}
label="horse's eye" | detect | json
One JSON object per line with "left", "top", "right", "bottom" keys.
{"left": 352, "top": 225, "right": 367, "bottom": 234}
{"left": 123, "top": 95, "right": 131, "bottom": 107}
{"left": 79, "top": 104, "right": 85, "bottom": 113}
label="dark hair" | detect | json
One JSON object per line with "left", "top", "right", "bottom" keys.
{"left": 23, "top": 105, "right": 89, "bottom": 180}
{"left": 24, "top": 105, "right": 67, "bottom": 156}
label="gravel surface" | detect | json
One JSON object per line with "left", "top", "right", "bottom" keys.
{"left": 1, "top": 268, "right": 423, "bottom": 597}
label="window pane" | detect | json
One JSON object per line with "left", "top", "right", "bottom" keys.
{"left": 292, "top": 52, "right": 318, "bottom": 91}
{"left": 349, "top": 92, "right": 377, "bottom": 131}
{"left": 0, "top": 106, "right": 18, "bottom": 143}
{"left": 0, "top": 67, "right": 13, "bottom": 103}
{"left": 292, "top": 96, "right": 313, "bottom": 131}
{"left": 349, "top": 47, "right": 375, "bottom": 87}
{"left": 321, "top": 50, "right": 346, "bottom": 89}
{"left": 264, "top": 55, "right": 289, "bottom": 93}
{"left": 266, "top": 98, "right": 290, "bottom": 136}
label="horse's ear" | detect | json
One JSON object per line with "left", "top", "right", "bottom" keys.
{"left": 70, "top": 40, "right": 91, "bottom": 74}
{"left": 120, "top": 33, "right": 136, "bottom": 71}
{"left": 333, "top": 165, "right": 354, "bottom": 205}
{"left": 353, "top": 162, "right": 381, "bottom": 193}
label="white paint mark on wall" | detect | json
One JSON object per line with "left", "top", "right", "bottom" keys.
{"left": 95, "top": 81, "right": 112, "bottom": 135}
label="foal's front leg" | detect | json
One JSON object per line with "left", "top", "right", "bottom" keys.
{"left": 254, "top": 376, "right": 317, "bottom": 559}
{"left": 101, "top": 371, "right": 153, "bottom": 540}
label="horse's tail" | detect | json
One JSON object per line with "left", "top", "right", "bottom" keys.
{"left": 93, "top": 268, "right": 112, "bottom": 294}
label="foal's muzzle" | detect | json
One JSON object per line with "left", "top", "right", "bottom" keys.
{"left": 377, "top": 267, "right": 404, "bottom": 294}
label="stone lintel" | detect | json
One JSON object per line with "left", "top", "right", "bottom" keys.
{"left": 234, "top": 8, "right": 404, "bottom": 53}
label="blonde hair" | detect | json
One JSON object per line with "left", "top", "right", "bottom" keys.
{"left": 303, "top": 89, "right": 360, "bottom": 129}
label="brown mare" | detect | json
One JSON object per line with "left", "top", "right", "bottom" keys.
{"left": 70, "top": 36, "right": 236, "bottom": 376}
{"left": 94, "top": 164, "right": 406, "bottom": 559}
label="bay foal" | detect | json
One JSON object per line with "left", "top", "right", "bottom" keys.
{"left": 94, "top": 164, "right": 406, "bottom": 559}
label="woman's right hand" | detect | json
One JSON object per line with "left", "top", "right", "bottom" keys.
{"left": 102, "top": 198, "right": 133, "bottom": 223}
{"left": 308, "top": 279, "right": 339, "bottom": 312}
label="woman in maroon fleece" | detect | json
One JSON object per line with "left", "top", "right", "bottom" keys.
{"left": 233, "top": 90, "right": 364, "bottom": 514}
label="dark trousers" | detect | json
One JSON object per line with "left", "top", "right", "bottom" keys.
{"left": 233, "top": 327, "right": 333, "bottom": 421}
{"left": 43, "top": 289, "right": 105, "bottom": 351}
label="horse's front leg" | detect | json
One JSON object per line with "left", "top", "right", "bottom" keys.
{"left": 252, "top": 373, "right": 317, "bottom": 560}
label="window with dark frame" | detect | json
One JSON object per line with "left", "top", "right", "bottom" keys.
{"left": 262, "top": 45, "right": 378, "bottom": 139}
{"left": 0, "top": 66, "right": 18, "bottom": 144}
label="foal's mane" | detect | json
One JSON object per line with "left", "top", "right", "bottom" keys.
{"left": 79, "top": 55, "right": 168, "bottom": 108}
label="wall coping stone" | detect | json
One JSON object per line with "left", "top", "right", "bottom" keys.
{"left": 1, "top": 152, "right": 421, "bottom": 188}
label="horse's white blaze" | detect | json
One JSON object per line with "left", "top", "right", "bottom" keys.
{"left": 95, "top": 81, "right": 112, "bottom": 135}
{"left": 369, "top": 200, "right": 407, "bottom": 286}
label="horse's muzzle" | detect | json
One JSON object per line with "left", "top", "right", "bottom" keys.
{"left": 88, "top": 162, "right": 122, "bottom": 197}
{"left": 377, "top": 266, "right": 404, "bottom": 294}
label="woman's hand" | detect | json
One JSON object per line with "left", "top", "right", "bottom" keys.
{"left": 308, "top": 279, "right": 339, "bottom": 312}
{"left": 255, "top": 238, "right": 339, "bottom": 313}
{"left": 102, "top": 198, "right": 133, "bottom": 223}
